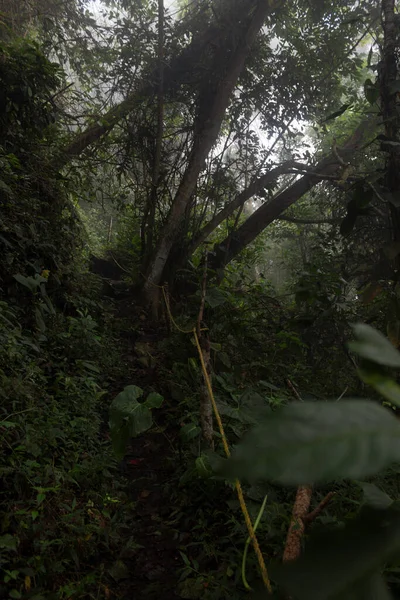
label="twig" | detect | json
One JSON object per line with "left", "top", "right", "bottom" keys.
{"left": 163, "top": 283, "right": 171, "bottom": 335}
{"left": 287, "top": 379, "right": 303, "bottom": 402}
{"left": 304, "top": 492, "right": 336, "bottom": 525}
{"left": 335, "top": 387, "right": 348, "bottom": 402}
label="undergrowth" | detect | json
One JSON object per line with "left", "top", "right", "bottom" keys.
{"left": 0, "top": 274, "right": 141, "bottom": 600}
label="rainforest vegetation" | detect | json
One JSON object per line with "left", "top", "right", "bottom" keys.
{"left": 2, "top": 0, "right": 400, "bottom": 598}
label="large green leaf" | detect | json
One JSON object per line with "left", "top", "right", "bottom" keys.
{"left": 14, "top": 273, "right": 46, "bottom": 293}
{"left": 180, "top": 422, "right": 201, "bottom": 441}
{"left": 359, "top": 368, "right": 400, "bottom": 408}
{"left": 221, "top": 400, "right": 400, "bottom": 485}
{"left": 349, "top": 324, "right": 400, "bottom": 368}
{"left": 205, "top": 287, "right": 227, "bottom": 308}
{"left": 217, "top": 390, "right": 271, "bottom": 426}
{"left": 270, "top": 507, "right": 400, "bottom": 600}
{"left": 0, "top": 534, "right": 18, "bottom": 551}
{"left": 109, "top": 386, "right": 164, "bottom": 459}
{"left": 358, "top": 482, "right": 393, "bottom": 510}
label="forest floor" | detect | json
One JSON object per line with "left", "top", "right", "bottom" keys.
{"left": 105, "top": 279, "right": 183, "bottom": 600}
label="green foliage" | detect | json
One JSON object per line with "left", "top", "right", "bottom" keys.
{"left": 0, "top": 292, "right": 137, "bottom": 599}
{"left": 2, "top": 1, "right": 400, "bottom": 598}
{"left": 0, "top": 37, "right": 139, "bottom": 599}
{"left": 350, "top": 323, "right": 400, "bottom": 409}
{"left": 359, "top": 482, "right": 393, "bottom": 510}
{"left": 109, "top": 385, "right": 163, "bottom": 459}
{"left": 0, "top": 40, "right": 82, "bottom": 291}
{"left": 271, "top": 506, "right": 400, "bottom": 600}
{"left": 349, "top": 324, "right": 400, "bottom": 368}
{"left": 222, "top": 400, "right": 400, "bottom": 485}
{"left": 0, "top": 39, "right": 62, "bottom": 151}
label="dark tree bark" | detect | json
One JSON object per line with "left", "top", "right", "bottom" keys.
{"left": 187, "top": 161, "right": 296, "bottom": 256}
{"left": 209, "top": 117, "right": 378, "bottom": 270}
{"left": 143, "top": 0, "right": 274, "bottom": 302}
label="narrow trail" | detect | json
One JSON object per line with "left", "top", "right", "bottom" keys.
{"left": 99, "top": 264, "right": 182, "bottom": 599}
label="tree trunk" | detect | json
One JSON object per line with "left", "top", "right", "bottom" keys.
{"left": 380, "top": 0, "right": 400, "bottom": 249}
{"left": 53, "top": 14, "right": 236, "bottom": 169}
{"left": 187, "top": 161, "right": 296, "bottom": 256}
{"left": 143, "top": 0, "right": 165, "bottom": 267}
{"left": 144, "top": 1, "right": 273, "bottom": 302}
{"left": 209, "top": 117, "right": 378, "bottom": 270}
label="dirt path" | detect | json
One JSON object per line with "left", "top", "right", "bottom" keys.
{"left": 121, "top": 431, "right": 181, "bottom": 599}
{"left": 109, "top": 290, "right": 182, "bottom": 599}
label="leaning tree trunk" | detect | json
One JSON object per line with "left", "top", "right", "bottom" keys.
{"left": 209, "top": 117, "right": 378, "bottom": 271}
{"left": 164, "top": 162, "right": 297, "bottom": 282}
{"left": 187, "top": 161, "right": 296, "bottom": 257}
{"left": 52, "top": 13, "right": 234, "bottom": 169}
{"left": 143, "top": 0, "right": 274, "bottom": 305}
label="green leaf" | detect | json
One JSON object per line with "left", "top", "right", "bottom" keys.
{"left": 14, "top": 273, "right": 47, "bottom": 292}
{"left": 180, "top": 423, "right": 201, "bottom": 441}
{"left": 35, "top": 307, "right": 46, "bottom": 333}
{"left": 321, "top": 103, "right": 352, "bottom": 123}
{"left": 0, "top": 534, "right": 18, "bottom": 551}
{"left": 271, "top": 507, "right": 400, "bottom": 600}
{"left": 195, "top": 455, "right": 213, "bottom": 478}
{"left": 358, "top": 482, "right": 393, "bottom": 509}
{"left": 180, "top": 551, "right": 191, "bottom": 567}
{"left": 108, "top": 560, "right": 129, "bottom": 581}
{"left": 109, "top": 386, "right": 163, "bottom": 459}
{"left": 359, "top": 368, "right": 400, "bottom": 407}
{"left": 205, "top": 287, "right": 227, "bottom": 308}
{"left": 0, "top": 421, "right": 17, "bottom": 429}
{"left": 221, "top": 400, "right": 400, "bottom": 485}
{"left": 9, "top": 590, "right": 22, "bottom": 599}
{"left": 14, "top": 274, "right": 38, "bottom": 293}
{"left": 259, "top": 381, "right": 280, "bottom": 392}
{"left": 218, "top": 351, "right": 231, "bottom": 368}
{"left": 145, "top": 391, "right": 164, "bottom": 409}
{"left": 36, "top": 493, "right": 46, "bottom": 506}
{"left": 217, "top": 390, "right": 270, "bottom": 426}
{"left": 209, "top": 342, "right": 221, "bottom": 352}
{"left": 349, "top": 324, "right": 400, "bottom": 368}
